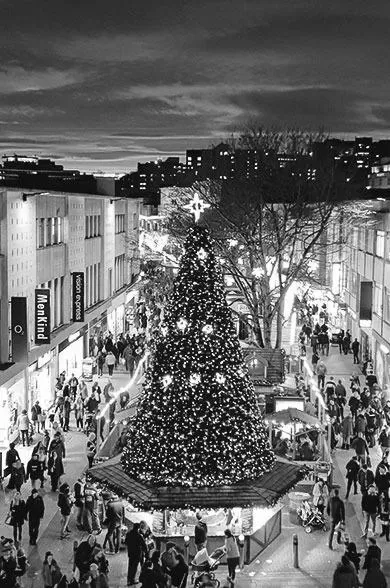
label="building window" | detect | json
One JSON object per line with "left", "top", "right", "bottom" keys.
{"left": 115, "top": 214, "right": 125, "bottom": 234}
{"left": 37, "top": 218, "right": 45, "bottom": 247}
{"left": 385, "top": 289, "right": 390, "bottom": 323}
{"left": 376, "top": 230, "right": 385, "bottom": 257}
{"left": 46, "top": 218, "right": 52, "bottom": 245}
{"left": 374, "top": 284, "right": 383, "bottom": 315}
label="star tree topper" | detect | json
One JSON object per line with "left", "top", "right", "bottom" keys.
{"left": 184, "top": 193, "right": 210, "bottom": 223}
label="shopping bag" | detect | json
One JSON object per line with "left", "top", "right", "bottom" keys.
{"left": 4, "top": 513, "right": 13, "bottom": 526}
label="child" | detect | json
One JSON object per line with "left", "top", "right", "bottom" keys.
{"left": 379, "top": 498, "right": 389, "bottom": 541}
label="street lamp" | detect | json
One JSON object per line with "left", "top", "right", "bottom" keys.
{"left": 238, "top": 534, "right": 245, "bottom": 569}
{"left": 22, "top": 191, "right": 50, "bottom": 202}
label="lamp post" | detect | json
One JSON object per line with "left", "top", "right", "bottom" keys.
{"left": 184, "top": 535, "right": 190, "bottom": 565}
{"left": 237, "top": 534, "right": 245, "bottom": 569}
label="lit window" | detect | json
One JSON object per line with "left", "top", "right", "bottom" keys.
{"left": 376, "top": 230, "right": 385, "bottom": 257}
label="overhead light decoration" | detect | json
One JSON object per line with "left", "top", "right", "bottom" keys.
{"left": 202, "top": 324, "right": 213, "bottom": 335}
{"left": 189, "top": 373, "right": 201, "bottom": 386}
{"left": 184, "top": 193, "right": 210, "bottom": 223}
{"left": 215, "top": 373, "right": 226, "bottom": 384}
{"left": 162, "top": 375, "right": 173, "bottom": 388}
{"left": 177, "top": 318, "right": 188, "bottom": 331}
{"left": 228, "top": 239, "right": 238, "bottom": 248}
{"left": 197, "top": 248, "right": 208, "bottom": 261}
{"left": 252, "top": 267, "right": 264, "bottom": 278}
{"left": 237, "top": 367, "right": 246, "bottom": 378}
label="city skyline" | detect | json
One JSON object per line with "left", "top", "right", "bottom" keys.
{"left": 1, "top": 0, "right": 390, "bottom": 172}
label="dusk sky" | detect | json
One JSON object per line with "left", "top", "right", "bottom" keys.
{"left": 1, "top": 0, "right": 390, "bottom": 173}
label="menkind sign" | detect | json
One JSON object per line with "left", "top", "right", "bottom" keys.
{"left": 35, "top": 289, "right": 51, "bottom": 344}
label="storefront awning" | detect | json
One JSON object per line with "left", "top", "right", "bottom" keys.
{"left": 88, "top": 455, "right": 305, "bottom": 510}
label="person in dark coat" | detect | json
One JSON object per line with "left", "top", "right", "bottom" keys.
{"left": 8, "top": 491, "right": 26, "bottom": 542}
{"left": 363, "top": 537, "right": 382, "bottom": 570}
{"left": 352, "top": 339, "right": 360, "bottom": 364}
{"left": 375, "top": 465, "right": 390, "bottom": 508}
{"left": 9, "top": 460, "right": 26, "bottom": 492}
{"left": 345, "top": 542, "right": 361, "bottom": 573}
{"left": 26, "top": 453, "right": 44, "bottom": 490}
{"left": 25, "top": 488, "right": 45, "bottom": 545}
{"left": 103, "top": 493, "right": 124, "bottom": 554}
{"left": 346, "top": 456, "right": 360, "bottom": 499}
{"left": 358, "top": 464, "right": 375, "bottom": 496}
{"left": 5, "top": 443, "right": 20, "bottom": 470}
{"left": 332, "top": 555, "right": 359, "bottom": 588}
{"left": 363, "top": 558, "right": 387, "bottom": 588}
{"left": 327, "top": 489, "right": 345, "bottom": 550}
{"left": 125, "top": 522, "right": 147, "bottom": 586}
{"left": 194, "top": 512, "right": 208, "bottom": 551}
{"left": 0, "top": 548, "right": 24, "bottom": 588}
{"left": 75, "top": 535, "right": 103, "bottom": 581}
{"left": 47, "top": 450, "right": 64, "bottom": 492}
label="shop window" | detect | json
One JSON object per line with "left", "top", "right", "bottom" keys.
{"left": 37, "top": 218, "right": 45, "bottom": 248}
{"left": 85, "top": 216, "right": 89, "bottom": 238}
{"left": 46, "top": 218, "right": 52, "bottom": 245}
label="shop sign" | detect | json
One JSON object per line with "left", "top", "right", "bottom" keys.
{"left": 11, "top": 297, "right": 28, "bottom": 363}
{"left": 35, "top": 289, "right": 50, "bottom": 344}
{"left": 37, "top": 351, "right": 51, "bottom": 369}
{"left": 72, "top": 272, "right": 85, "bottom": 322}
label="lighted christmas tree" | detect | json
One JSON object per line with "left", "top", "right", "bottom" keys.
{"left": 122, "top": 220, "right": 275, "bottom": 487}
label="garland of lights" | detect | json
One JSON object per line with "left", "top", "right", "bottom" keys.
{"left": 121, "top": 224, "right": 275, "bottom": 487}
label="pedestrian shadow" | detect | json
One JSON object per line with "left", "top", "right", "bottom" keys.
{"left": 294, "top": 567, "right": 330, "bottom": 587}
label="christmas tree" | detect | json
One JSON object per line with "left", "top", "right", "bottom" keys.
{"left": 122, "top": 223, "right": 275, "bottom": 487}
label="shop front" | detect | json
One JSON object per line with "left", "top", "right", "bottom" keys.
{"left": 107, "top": 305, "right": 125, "bottom": 339}
{"left": 88, "top": 313, "right": 108, "bottom": 357}
{"left": 58, "top": 326, "right": 88, "bottom": 378}
{"left": 125, "top": 290, "right": 139, "bottom": 334}
{"left": 28, "top": 349, "right": 57, "bottom": 411}
{"left": 0, "top": 374, "right": 26, "bottom": 448}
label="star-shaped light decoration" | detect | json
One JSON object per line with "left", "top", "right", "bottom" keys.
{"left": 189, "top": 373, "right": 201, "bottom": 386}
{"left": 197, "top": 248, "right": 208, "bottom": 261}
{"left": 252, "top": 267, "right": 265, "bottom": 279}
{"left": 162, "top": 375, "right": 173, "bottom": 388}
{"left": 202, "top": 324, "right": 213, "bottom": 335}
{"left": 184, "top": 193, "right": 210, "bottom": 223}
{"left": 177, "top": 317, "right": 188, "bottom": 331}
{"left": 215, "top": 372, "right": 226, "bottom": 384}
{"left": 160, "top": 325, "right": 168, "bottom": 337}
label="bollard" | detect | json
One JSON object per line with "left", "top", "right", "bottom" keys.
{"left": 73, "top": 540, "right": 79, "bottom": 571}
{"left": 293, "top": 534, "right": 299, "bottom": 568}
{"left": 238, "top": 534, "right": 245, "bottom": 570}
{"left": 184, "top": 535, "right": 190, "bottom": 565}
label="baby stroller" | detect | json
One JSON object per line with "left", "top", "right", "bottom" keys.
{"left": 297, "top": 500, "right": 328, "bottom": 534}
{"left": 191, "top": 547, "right": 225, "bottom": 588}
{"left": 83, "top": 411, "right": 96, "bottom": 435}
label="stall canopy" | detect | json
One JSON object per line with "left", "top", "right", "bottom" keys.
{"left": 268, "top": 408, "right": 324, "bottom": 429}
{"left": 88, "top": 456, "right": 305, "bottom": 510}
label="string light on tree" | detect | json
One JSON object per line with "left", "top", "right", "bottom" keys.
{"left": 162, "top": 375, "right": 173, "bottom": 388}
{"left": 252, "top": 267, "right": 265, "bottom": 279}
{"left": 228, "top": 239, "right": 238, "bottom": 248}
{"left": 202, "top": 324, "right": 213, "bottom": 335}
{"left": 215, "top": 372, "right": 226, "bottom": 384}
{"left": 161, "top": 325, "right": 168, "bottom": 337}
{"left": 184, "top": 192, "right": 210, "bottom": 223}
{"left": 197, "top": 248, "right": 208, "bottom": 261}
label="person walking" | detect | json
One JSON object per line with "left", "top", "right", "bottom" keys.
{"left": 68, "top": 373, "right": 79, "bottom": 400}
{"left": 194, "top": 512, "right": 208, "bottom": 551}
{"left": 363, "top": 537, "right": 382, "bottom": 570}
{"left": 345, "top": 456, "right": 360, "bottom": 499}
{"left": 9, "top": 459, "right": 26, "bottom": 492}
{"left": 327, "top": 488, "right": 345, "bottom": 550}
{"left": 358, "top": 463, "right": 375, "bottom": 496}
{"left": 74, "top": 476, "right": 85, "bottom": 530}
{"left": 125, "top": 522, "right": 147, "bottom": 586}
{"left": 379, "top": 497, "right": 390, "bottom": 541}
{"left": 58, "top": 483, "right": 73, "bottom": 539}
{"left": 379, "top": 426, "right": 390, "bottom": 457}
{"left": 17, "top": 409, "right": 31, "bottom": 446}
{"left": 63, "top": 396, "right": 71, "bottom": 432}
{"left": 8, "top": 491, "right": 26, "bottom": 542}
{"left": 224, "top": 528, "right": 240, "bottom": 583}
{"left": 47, "top": 449, "right": 64, "bottom": 492}
{"left": 87, "top": 432, "right": 97, "bottom": 469}
{"left": 97, "top": 351, "right": 105, "bottom": 377}
{"left": 311, "top": 350, "right": 320, "bottom": 374}
{"left": 332, "top": 555, "right": 359, "bottom": 588}
{"left": 103, "top": 379, "right": 114, "bottom": 403}
{"left": 31, "top": 401, "right": 42, "bottom": 434}
{"left": 375, "top": 464, "right": 390, "bottom": 508}
{"left": 362, "top": 485, "right": 380, "bottom": 538}
{"left": 317, "top": 360, "right": 327, "bottom": 390}
{"left": 74, "top": 395, "right": 84, "bottom": 431}
{"left": 103, "top": 493, "right": 124, "bottom": 554}
{"left": 25, "top": 488, "right": 45, "bottom": 545}
{"left": 106, "top": 351, "right": 116, "bottom": 376}
{"left": 312, "top": 479, "right": 329, "bottom": 515}
{"left": 341, "top": 412, "right": 354, "bottom": 449}
{"left": 41, "top": 551, "right": 62, "bottom": 588}
{"left": 26, "top": 453, "right": 44, "bottom": 490}
{"left": 83, "top": 481, "right": 102, "bottom": 535}
{"left": 362, "top": 558, "right": 387, "bottom": 588}
{"left": 351, "top": 433, "right": 370, "bottom": 465}
{"left": 352, "top": 338, "right": 360, "bottom": 364}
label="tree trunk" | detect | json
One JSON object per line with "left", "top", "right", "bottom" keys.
{"left": 252, "top": 313, "right": 264, "bottom": 348}
{"left": 274, "top": 308, "right": 283, "bottom": 349}
{"left": 262, "top": 313, "right": 273, "bottom": 349}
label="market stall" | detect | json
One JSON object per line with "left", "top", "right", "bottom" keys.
{"left": 88, "top": 456, "right": 304, "bottom": 564}
{"left": 265, "top": 408, "right": 332, "bottom": 488}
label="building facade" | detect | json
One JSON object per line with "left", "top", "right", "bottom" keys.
{"left": 0, "top": 188, "right": 141, "bottom": 447}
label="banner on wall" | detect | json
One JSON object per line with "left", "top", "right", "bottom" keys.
{"left": 35, "top": 289, "right": 50, "bottom": 344}
{"left": 11, "top": 297, "right": 28, "bottom": 363}
{"left": 72, "top": 272, "right": 85, "bottom": 322}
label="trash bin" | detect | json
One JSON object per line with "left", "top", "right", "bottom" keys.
{"left": 82, "top": 357, "right": 96, "bottom": 381}
{"left": 288, "top": 491, "right": 311, "bottom": 525}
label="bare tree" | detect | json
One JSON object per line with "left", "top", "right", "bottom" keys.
{"left": 166, "top": 128, "right": 372, "bottom": 349}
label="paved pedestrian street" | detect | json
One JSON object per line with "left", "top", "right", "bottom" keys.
{"left": 1, "top": 350, "right": 390, "bottom": 587}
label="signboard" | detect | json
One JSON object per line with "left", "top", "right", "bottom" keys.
{"left": 11, "top": 297, "right": 28, "bottom": 363}
{"left": 72, "top": 272, "right": 85, "bottom": 322}
{"left": 35, "top": 289, "right": 50, "bottom": 344}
